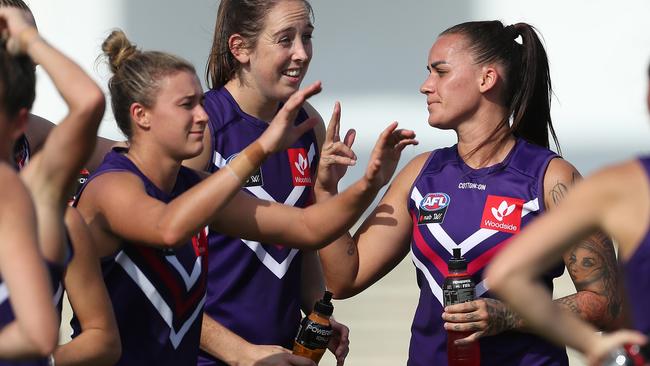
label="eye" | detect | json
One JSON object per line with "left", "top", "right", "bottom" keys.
{"left": 302, "top": 33, "right": 313, "bottom": 43}
{"left": 278, "top": 36, "right": 292, "bottom": 46}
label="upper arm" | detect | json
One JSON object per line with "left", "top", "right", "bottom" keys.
{"left": 349, "top": 153, "right": 429, "bottom": 290}
{"left": 79, "top": 172, "right": 178, "bottom": 248}
{"left": 63, "top": 207, "right": 118, "bottom": 334}
{"left": 543, "top": 157, "right": 582, "bottom": 211}
{"left": 25, "top": 113, "right": 55, "bottom": 154}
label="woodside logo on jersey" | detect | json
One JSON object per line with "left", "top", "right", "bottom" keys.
{"left": 287, "top": 148, "right": 312, "bottom": 186}
{"left": 418, "top": 192, "right": 450, "bottom": 225}
{"left": 480, "top": 195, "right": 524, "bottom": 234}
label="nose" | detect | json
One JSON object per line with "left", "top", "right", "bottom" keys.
{"left": 420, "top": 73, "right": 435, "bottom": 95}
{"left": 292, "top": 39, "right": 310, "bottom": 63}
{"left": 195, "top": 104, "right": 209, "bottom": 125}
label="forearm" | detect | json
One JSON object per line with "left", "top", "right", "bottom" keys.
{"left": 300, "top": 251, "right": 325, "bottom": 313}
{"left": 0, "top": 322, "right": 53, "bottom": 359}
{"left": 160, "top": 143, "right": 268, "bottom": 247}
{"left": 53, "top": 329, "right": 121, "bottom": 366}
{"left": 200, "top": 314, "right": 252, "bottom": 366}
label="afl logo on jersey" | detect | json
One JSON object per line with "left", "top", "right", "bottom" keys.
{"left": 418, "top": 193, "right": 450, "bottom": 225}
{"left": 226, "top": 153, "right": 263, "bottom": 187}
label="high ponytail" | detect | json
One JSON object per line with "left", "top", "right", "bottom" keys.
{"left": 101, "top": 29, "right": 195, "bottom": 139}
{"left": 441, "top": 20, "right": 560, "bottom": 156}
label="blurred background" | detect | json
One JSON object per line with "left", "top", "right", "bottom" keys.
{"left": 26, "top": 0, "right": 650, "bottom": 365}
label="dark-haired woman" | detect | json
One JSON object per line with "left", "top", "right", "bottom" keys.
{"left": 74, "top": 29, "right": 415, "bottom": 365}
{"left": 318, "top": 21, "right": 621, "bottom": 365}
{"left": 0, "top": 5, "right": 111, "bottom": 365}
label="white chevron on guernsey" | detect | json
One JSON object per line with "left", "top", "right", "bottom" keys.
{"left": 115, "top": 251, "right": 205, "bottom": 348}
{"left": 165, "top": 256, "right": 203, "bottom": 291}
{"left": 409, "top": 187, "right": 539, "bottom": 305}
{"left": 212, "top": 144, "right": 316, "bottom": 279}
{"left": 0, "top": 283, "right": 7, "bottom": 304}
{"left": 410, "top": 187, "right": 539, "bottom": 254}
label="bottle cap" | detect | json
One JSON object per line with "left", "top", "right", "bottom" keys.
{"left": 314, "top": 291, "right": 334, "bottom": 316}
{"left": 448, "top": 248, "right": 467, "bottom": 271}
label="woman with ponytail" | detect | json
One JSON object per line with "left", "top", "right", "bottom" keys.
{"left": 183, "top": 1, "right": 352, "bottom": 365}
{"left": 317, "top": 20, "right": 621, "bottom": 365}
{"left": 72, "top": 29, "right": 415, "bottom": 365}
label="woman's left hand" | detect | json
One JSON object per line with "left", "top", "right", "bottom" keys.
{"left": 327, "top": 317, "right": 350, "bottom": 366}
{"left": 442, "top": 298, "right": 522, "bottom": 344}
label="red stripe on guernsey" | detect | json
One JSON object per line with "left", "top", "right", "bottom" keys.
{"left": 411, "top": 211, "right": 448, "bottom": 277}
{"left": 134, "top": 246, "right": 206, "bottom": 319}
{"left": 467, "top": 238, "right": 509, "bottom": 275}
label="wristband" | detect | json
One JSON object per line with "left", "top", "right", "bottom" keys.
{"left": 225, "top": 141, "right": 266, "bottom": 182}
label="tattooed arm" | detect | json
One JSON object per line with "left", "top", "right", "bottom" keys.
{"left": 545, "top": 159, "right": 622, "bottom": 330}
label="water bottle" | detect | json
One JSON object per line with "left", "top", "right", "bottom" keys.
{"left": 603, "top": 343, "right": 650, "bottom": 366}
{"left": 444, "top": 248, "right": 480, "bottom": 366}
{"left": 293, "top": 291, "right": 334, "bottom": 364}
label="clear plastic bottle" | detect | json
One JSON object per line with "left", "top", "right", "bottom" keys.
{"left": 444, "top": 248, "right": 480, "bottom": 366}
{"left": 602, "top": 343, "right": 650, "bottom": 366}
{"left": 292, "top": 291, "right": 334, "bottom": 364}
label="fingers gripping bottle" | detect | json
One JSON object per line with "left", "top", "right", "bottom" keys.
{"left": 444, "top": 248, "right": 480, "bottom": 366}
{"left": 603, "top": 343, "right": 650, "bottom": 366}
{"left": 293, "top": 291, "right": 334, "bottom": 364}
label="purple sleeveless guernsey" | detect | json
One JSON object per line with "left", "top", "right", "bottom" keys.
{"left": 408, "top": 139, "right": 567, "bottom": 366}
{"left": 71, "top": 150, "right": 208, "bottom": 365}
{"left": 622, "top": 156, "right": 650, "bottom": 335}
{"left": 197, "top": 87, "right": 317, "bottom": 366}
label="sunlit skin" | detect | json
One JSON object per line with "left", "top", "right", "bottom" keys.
{"left": 139, "top": 71, "right": 208, "bottom": 162}
{"left": 229, "top": 0, "right": 313, "bottom": 121}
{"left": 420, "top": 34, "right": 484, "bottom": 131}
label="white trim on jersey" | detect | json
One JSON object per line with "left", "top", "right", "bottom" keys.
{"left": 410, "top": 187, "right": 540, "bottom": 305}
{"left": 115, "top": 251, "right": 206, "bottom": 349}
{"left": 165, "top": 256, "right": 203, "bottom": 292}
{"left": 0, "top": 283, "right": 7, "bottom": 304}
{"left": 212, "top": 144, "right": 317, "bottom": 279}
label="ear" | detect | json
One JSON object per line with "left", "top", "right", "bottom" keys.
{"left": 130, "top": 102, "right": 151, "bottom": 131}
{"left": 478, "top": 65, "right": 499, "bottom": 94}
{"left": 9, "top": 108, "right": 29, "bottom": 141}
{"left": 228, "top": 33, "right": 250, "bottom": 64}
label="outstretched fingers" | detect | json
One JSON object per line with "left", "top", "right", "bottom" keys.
{"left": 277, "top": 81, "right": 323, "bottom": 123}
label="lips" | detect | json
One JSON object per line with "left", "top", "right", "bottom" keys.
{"left": 282, "top": 67, "right": 302, "bottom": 79}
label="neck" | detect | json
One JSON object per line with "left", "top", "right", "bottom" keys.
{"left": 455, "top": 103, "right": 515, "bottom": 169}
{"left": 125, "top": 138, "right": 181, "bottom": 194}
{"left": 224, "top": 79, "right": 279, "bottom": 123}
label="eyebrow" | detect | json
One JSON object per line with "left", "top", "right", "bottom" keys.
{"left": 429, "top": 61, "right": 448, "bottom": 69}
{"left": 272, "top": 23, "right": 314, "bottom": 37}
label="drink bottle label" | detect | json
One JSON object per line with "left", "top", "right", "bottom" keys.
{"left": 294, "top": 318, "right": 333, "bottom": 350}
{"left": 444, "top": 277, "right": 476, "bottom": 306}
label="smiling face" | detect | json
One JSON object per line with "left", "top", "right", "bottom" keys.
{"left": 419, "top": 34, "right": 485, "bottom": 130}
{"left": 242, "top": 0, "right": 313, "bottom": 102}
{"left": 145, "top": 70, "right": 208, "bottom": 161}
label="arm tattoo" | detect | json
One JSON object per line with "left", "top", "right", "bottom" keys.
{"left": 484, "top": 298, "right": 522, "bottom": 335}
{"left": 563, "top": 231, "right": 622, "bottom": 328}
{"left": 346, "top": 240, "right": 356, "bottom": 256}
{"left": 549, "top": 181, "right": 569, "bottom": 206}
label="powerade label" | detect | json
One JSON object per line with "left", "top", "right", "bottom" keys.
{"left": 418, "top": 192, "right": 450, "bottom": 225}
{"left": 225, "top": 153, "right": 263, "bottom": 187}
{"left": 294, "top": 317, "right": 333, "bottom": 350}
{"left": 443, "top": 276, "right": 476, "bottom": 306}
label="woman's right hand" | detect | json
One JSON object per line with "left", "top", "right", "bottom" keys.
{"left": 0, "top": 7, "right": 37, "bottom": 55}
{"left": 586, "top": 330, "right": 647, "bottom": 366}
{"left": 314, "top": 101, "right": 357, "bottom": 195}
{"left": 257, "top": 81, "right": 323, "bottom": 155}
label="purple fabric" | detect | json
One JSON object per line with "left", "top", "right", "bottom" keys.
{"left": 622, "top": 156, "right": 650, "bottom": 335}
{"left": 71, "top": 150, "right": 208, "bottom": 365}
{"left": 197, "top": 87, "right": 317, "bottom": 366}
{"left": 407, "top": 139, "right": 568, "bottom": 366}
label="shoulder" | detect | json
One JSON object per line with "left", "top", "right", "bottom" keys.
{"left": 393, "top": 151, "right": 433, "bottom": 188}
